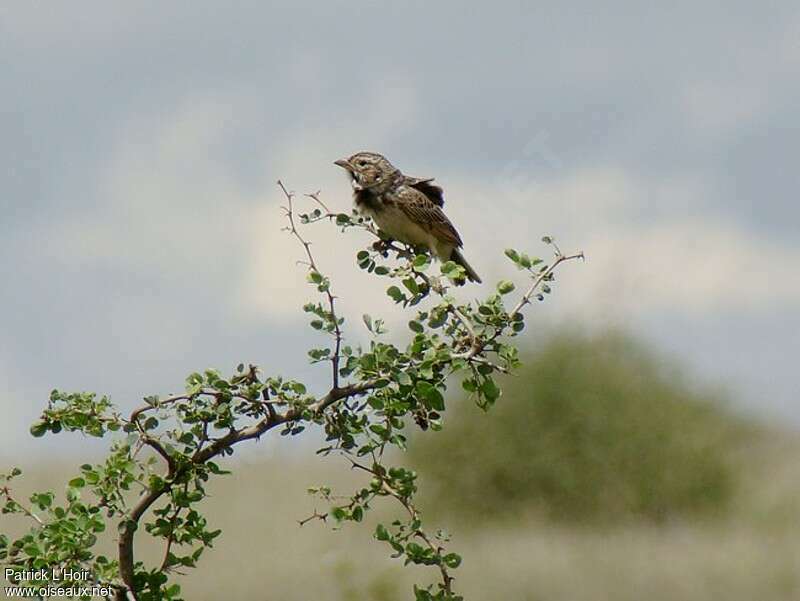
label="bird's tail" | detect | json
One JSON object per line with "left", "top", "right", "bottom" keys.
{"left": 450, "top": 248, "right": 482, "bottom": 284}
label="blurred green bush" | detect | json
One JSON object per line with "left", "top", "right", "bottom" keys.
{"left": 410, "top": 330, "right": 748, "bottom": 524}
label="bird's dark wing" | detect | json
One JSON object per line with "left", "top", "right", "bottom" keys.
{"left": 405, "top": 176, "right": 445, "bottom": 207}
{"left": 394, "top": 186, "right": 463, "bottom": 247}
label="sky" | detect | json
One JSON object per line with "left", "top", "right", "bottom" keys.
{"left": 1, "top": 1, "right": 798, "bottom": 460}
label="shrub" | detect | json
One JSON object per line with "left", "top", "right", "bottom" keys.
{"left": 410, "top": 331, "right": 745, "bottom": 524}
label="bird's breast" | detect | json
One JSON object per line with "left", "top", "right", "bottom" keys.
{"left": 369, "top": 203, "right": 433, "bottom": 249}
{"left": 353, "top": 189, "right": 380, "bottom": 212}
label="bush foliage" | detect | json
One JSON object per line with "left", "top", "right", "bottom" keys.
{"left": 0, "top": 184, "right": 583, "bottom": 601}
{"left": 411, "top": 331, "right": 745, "bottom": 523}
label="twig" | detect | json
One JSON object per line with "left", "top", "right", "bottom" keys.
{"left": 279, "top": 180, "right": 344, "bottom": 390}
{"left": 298, "top": 509, "right": 328, "bottom": 527}
{"left": 158, "top": 483, "right": 188, "bottom": 572}
{"left": 0, "top": 487, "right": 44, "bottom": 526}
{"left": 454, "top": 249, "right": 584, "bottom": 362}
{"left": 345, "top": 458, "right": 455, "bottom": 595}
{"left": 509, "top": 251, "right": 584, "bottom": 319}
{"left": 305, "top": 191, "right": 331, "bottom": 214}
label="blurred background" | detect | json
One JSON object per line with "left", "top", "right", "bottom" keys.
{"left": 2, "top": 2, "right": 799, "bottom": 599}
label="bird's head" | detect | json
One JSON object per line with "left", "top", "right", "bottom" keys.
{"left": 334, "top": 151, "right": 400, "bottom": 193}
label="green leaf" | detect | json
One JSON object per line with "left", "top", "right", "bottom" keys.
{"left": 443, "top": 552, "right": 462, "bottom": 568}
{"left": 68, "top": 477, "right": 86, "bottom": 489}
{"left": 417, "top": 381, "right": 445, "bottom": 411}
{"left": 402, "top": 277, "right": 420, "bottom": 295}
{"left": 497, "top": 280, "right": 515, "bottom": 295}
{"left": 414, "top": 586, "right": 434, "bottom": 601}
{"left": 408, "top": 320, "right": 424, "bottom": 333}
{"left": 441, "top": 261, "right": 456, "bottom": 274}
{"left": 30, "top": 492, "right": 53, "bottom": 509}
{"left": 23, "top": 543, "right": 40, "bottom": 557}
{"left": 29, "top": 421, "right": 48, "bottom": 438}
{"left": 375, "top": 523, "right": 390, "bottom": 541}
{"left": 480, "top": 377, "right": 501, "bottom": 403}
{"left": 413, "top": 254, "right": 431, "bottom": 271}
{"left": 386, "top": 286, "right": 405, "bottom": 303}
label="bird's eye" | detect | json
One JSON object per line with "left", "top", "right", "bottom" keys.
{"left": 356, "top": 160, "right": 366, "bottom": 167}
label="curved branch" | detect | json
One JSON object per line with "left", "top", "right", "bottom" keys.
{"left": 115, "top": 379, "right": 378, "bottom": 598}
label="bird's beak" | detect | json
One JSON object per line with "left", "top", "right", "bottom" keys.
{"left": 334, "top": 158, "right": 353, "bottom": 171}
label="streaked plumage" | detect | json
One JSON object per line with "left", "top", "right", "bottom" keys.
{"left": 334, "top": 152, "right": 481, "bottom": 284}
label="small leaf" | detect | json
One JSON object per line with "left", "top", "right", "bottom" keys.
{"left": 412, "top": 254, "right": 431, "bottom": 271}
{"left": 29, "top": 422, "right": 48, "bottom": 438}
{"left": 402, "top": 277, "right": 420, "bottom": 295}
{"left": 497, "top": 280, "right": 515, "bottom": 295}
{"left": 408, "top": 320, "right": 424, "bottom": 333}
{"left": 386, "top": 286, "right": 405, "bottom": 303}
{"left": 480, "top": 377, "right": 501, "bottom": 403}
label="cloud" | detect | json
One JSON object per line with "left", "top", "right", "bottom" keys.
{"left": 448, "top": 168, "right": 800, "bottom": 317}
{"left": 48, "top": 93, "right": 259, "bottom": 269}
{"left": 2, "top": 0, "right": 799, "bottom": 440}
{"left": 34, "top": 84, "right": 798, "bottom": 334}
{"left": 236, "top": 78, "right": 424, "bottom": 322}
{"left": 237, "top": 164, "right": 800, "bottom": 330}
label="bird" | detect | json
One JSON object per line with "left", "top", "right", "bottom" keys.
{"left": 334, "top": 152, "right": 481, "bottom": 284}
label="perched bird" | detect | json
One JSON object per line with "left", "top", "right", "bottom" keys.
{"left": 334, "top": 152, "right": 481, "bottom": 284}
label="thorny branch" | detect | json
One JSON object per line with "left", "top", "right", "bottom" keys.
{"left": 455, "top": 248, "right": 585, "bottom": 363}
{"left": 347, "top": 458, "right": 456, "bottom": 595}
{"left": 279, "top": 180, "right": 344, "bottom": 390}
{"left": 5, "top": 179, "right": 582, "bottom": 601}
{"left": 116, "top": 375, "right": 381, "bottom": 600}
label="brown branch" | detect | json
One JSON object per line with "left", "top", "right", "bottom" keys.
{"left": 129, "top": 393, "right": 192, "bottom": 424}
{"left": 305, "top": 191, "right": 331, "bottom": 214}
{"left": 158, "top": 482, "right": 188, "bottom": 572}
{"left": 0, "top": 487, "right": 44, "bottom": 526}
{"left": 115, "top": 373, "right": 382, "bottom": 596}
{"left": 346, "top": 458, "right": 455, "bottom": 595}
{"left": 279, "top": 180, "right": 344, "bottom": 390}
{"left": 297, "top": 509, "right": 328, "bottom": 527}
{"left": 118, "top": 485, "right": 167, "bottom": 598}
{"left": 509, "top": 251, "right": 585, "bottom": 319}
{"left": 454, "top": 248, "right": 584, "bottom": 362}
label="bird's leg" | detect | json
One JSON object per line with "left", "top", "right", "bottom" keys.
{"left": 372, "top": 237, "right": 393, "bottom": 257}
